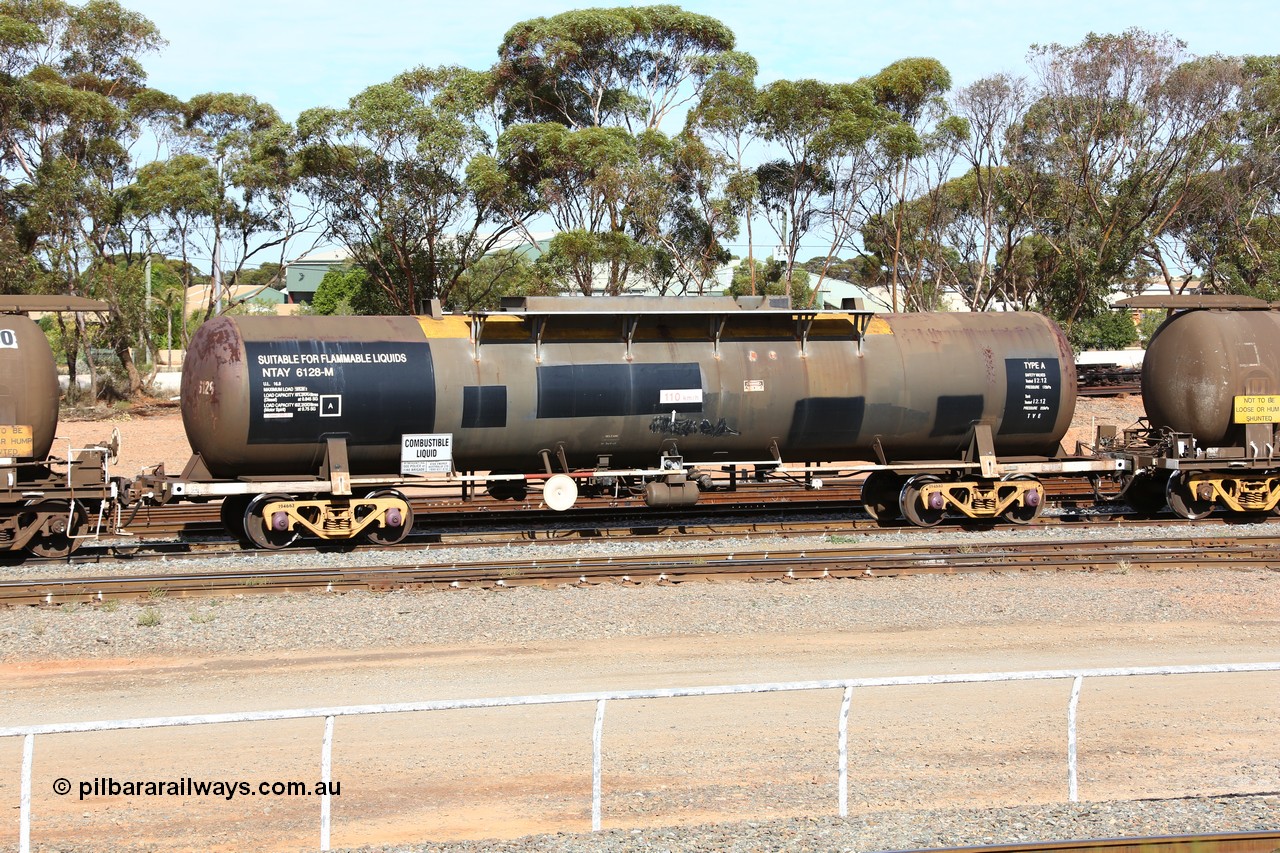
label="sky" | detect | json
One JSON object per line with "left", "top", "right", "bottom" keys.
{"left": 108, "top": 0, "right": 1280, "bottom": 265}
{"left": 117, "top": 0, "right": 1280, "bottom": 122}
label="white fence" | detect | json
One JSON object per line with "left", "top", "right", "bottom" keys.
{"left": 3, "top": 662, "right": 1278, "bottom": 852}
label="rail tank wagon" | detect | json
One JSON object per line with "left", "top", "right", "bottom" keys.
{"left": 1143, "top": 305, "right": 1280, "bottom": 445}
{"left": 181, "top": 298, "right": 1077, "bottom": 479}
{"left": 1119, "top": 296, "right": 1280, "bottom": 518}
{"left": 0, "top": 312, "right": 60, "bottom": 462}
{"left": 1, "top": 296, "right": 116, "bottom": 557}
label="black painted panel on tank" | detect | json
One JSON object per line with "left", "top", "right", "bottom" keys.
{"left": 246, "top": 341, "right": 433, "bottom": 444}
{"left": 787, "top": 397, "right": 865, "bottom": 448}
{"left": 931, "top": 395, "right": 984, "bottom": 437}
{"left": 462, "top": 386, "right": 507, "bottom": 428}
{"left": 998, "top": 357, "right": 1060, "bottom": 434}
{"left": 537, "top": 364, "right": 702, "bottom": 419}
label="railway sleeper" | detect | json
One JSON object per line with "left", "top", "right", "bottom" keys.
{"left": 906, "top": 478, "right": 1044, "bottom": 526}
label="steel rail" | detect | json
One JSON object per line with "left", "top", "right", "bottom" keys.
{"left": 4, "top": 533, "right": 1279, "bottom": 606}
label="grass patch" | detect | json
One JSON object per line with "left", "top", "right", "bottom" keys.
{"left": 136, "top": 608, "right": 162, "bottom": 628}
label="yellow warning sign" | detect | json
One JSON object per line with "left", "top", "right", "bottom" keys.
{"left": 0, "top": 424, "right": 34, "bottom": 456}
{"left": 1233, "top": 395, "right": 1280, "bottom": 424}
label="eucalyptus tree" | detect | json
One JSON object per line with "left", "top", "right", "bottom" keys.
{"left": 298, "top": 66, "right": 533, "bottom": 312}
{"left": 166, "top": 92, "right": 310, "bottom": 321}
{"left": 495, "top": 5, "right": 736, "bottom": 132}
{"left": 626, "top": 128, "right": 738, "bottom": 295}
{"left": 748, "top": 79, "right": 842, "bottom": 290}
{"left": 685, "top": 51, "right": 762, "bottom": 292}
{"left": 1011, "top": 29, "right": 1238, "bottom": 324}
{"left": 950, "top": 73, "right": 1040, "bottom": 309}
{"left": 500, "top": 121, "right": 647, "bottom": 294}
{"left": 493, "top": 6, "right": 736, "bottom": 294}
{"left": 1170, "top": 55, "right": 1280, "bottom": 298}
{"left": 0, "top": 0, "right": 164, "bottom": 396}
{"left": 857, "top": 58, "right": 967, "bottom": 311}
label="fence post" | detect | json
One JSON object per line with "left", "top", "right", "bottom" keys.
{"left": 1067, "top": 675, "right": 1083, "bottom": 802}
{"left": 592, "top": 699, "right": 607, "bottom": 831}
{"left": 837, "top": 686, "right": 853, "bottom": 818}
{"left": 320, "top": 715, "right": 334, "bottom": 851}
{"left": 20, "top": 733, "right": 33, "bottom": 853}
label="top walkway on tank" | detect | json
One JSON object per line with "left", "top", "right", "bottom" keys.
{"left": 1116, "top": 294, "right": 1280, "bottom": 311}
{"left": 490, "top": 294, "right": 871, "bottom": 316}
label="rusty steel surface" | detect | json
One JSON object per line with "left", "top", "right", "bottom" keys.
{"left": 0, "top": 294, "right": 110, "bottom": 313}
{"left": 180, "top": 305, "right": 1077, "bottom": 479}
{"left": 1143, "top": 309, "right": 1280, "bottom": 445}
{"left": 0, "top": 314, "right": 60, "bottom": 460}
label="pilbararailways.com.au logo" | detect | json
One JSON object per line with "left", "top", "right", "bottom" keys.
{"left": 56, "top": 777, "right": 341, "bottom": 801}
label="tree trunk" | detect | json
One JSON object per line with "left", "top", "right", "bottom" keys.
{"left": 76, "top": 313, "right": 99, "bottom": 403}
{"left": 117, "top": 343, "right": 142, "bottom": 398}
{"left": 58, "top": 315, "right": 79, "bottom": 404}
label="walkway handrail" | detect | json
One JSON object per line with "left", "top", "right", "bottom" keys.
{"left": 6, "top": 662, "right": 1278, "bottom": 852}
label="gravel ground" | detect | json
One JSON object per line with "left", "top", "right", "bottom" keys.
{"left": 332, "top": 797, "right": 1280, "bottom": 853}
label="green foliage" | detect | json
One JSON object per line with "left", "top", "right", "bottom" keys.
{"left": 1066, "top": 309, "right": 1139, "bottom": 352}
{"left": 449, "top": 250, "right": 562, "bottom": 310}
{"left": 495, "top": 5, "right": 735, "bottom": 130}
{"left": 1136, "top": 310, "right": 1167, "bottom": 347}
{"left": 311, "top": 266, "right": 393, "bottom": 315}
{"left": 727, "top": 257, "right": 812, "bottom": 305}
{"left": 298, "top": 65, "right": 530, "bottom": 311}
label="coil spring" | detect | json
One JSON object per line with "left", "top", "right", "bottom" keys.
{"left": 323, "top": 513, "right": 352, "bottom": 533}
{"left": 972, "top": 497, "right": 996, "bottom": 512}
{"left": 1239, "top": 491, "right": 1267, "bottom": 510}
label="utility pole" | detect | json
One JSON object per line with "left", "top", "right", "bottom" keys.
{"left": 212, "top": 241, "right": 222, "bottom": 315}
{"left": 144, "top": 252, "right": 152, "bottom": 367}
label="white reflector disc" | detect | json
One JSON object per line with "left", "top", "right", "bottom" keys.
{"left": 543, "top": 474, "right": 579, "bottom": 512}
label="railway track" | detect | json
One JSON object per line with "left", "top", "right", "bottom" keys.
{"left": 5, "top": 531, "right": 1278, "bottom": 606}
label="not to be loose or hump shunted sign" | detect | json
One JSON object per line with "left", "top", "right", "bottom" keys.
{"left": 401, "top": 433, "right": 453, "bottom": 474}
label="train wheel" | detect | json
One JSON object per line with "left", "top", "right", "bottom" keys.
{"left": 243, "top": 494, "right": 300, "bottom": 550}
{"left": 1122, "top": 473, "right": 1170, "bottom": 516}
{"left": 860, "top": 471, "right": 904, "bottom": 522}
{"left": 1166, "top": 472, "right": 1214, "bottom": 520}
{"left": 23, "top": 500, "right": 88, "bottom": 559}
{"left": 1003, "top": 476, "right": 1044, "bottom": 525}
{"left": 899, "top": 475, "right": 945, "bottom": 527}
{"left": 219, "top": 495, "right": 252, "bottom": 543}
{"left": 486, "top": 471, "right": 528, "bottom": 502}
{"left": 361, "top": 489, "right": 414, "bottom": 546}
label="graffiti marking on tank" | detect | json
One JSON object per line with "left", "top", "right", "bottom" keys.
{"left": 649, "top": 414, "right": 740, "bottom": 437}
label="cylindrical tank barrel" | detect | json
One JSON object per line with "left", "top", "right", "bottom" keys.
{"left": 0, "top": 315, "right": 59, "bottom": 460}
{"left": 182, "top": 310, "right": 1076, "bottom": 479}
{"left": 1142, "top": 309, "right": 1280, "bottom": 445}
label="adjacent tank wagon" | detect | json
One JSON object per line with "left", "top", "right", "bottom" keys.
{"left": 0, "top": 296, "right": 118, "bottom": 557}
{"left": 1111, "top": 295, "right": 1280, "bottom": 518}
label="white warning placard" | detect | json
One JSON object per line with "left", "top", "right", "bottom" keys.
{"left": 401, "top": 433, "right": 453, "bottom": 474}
{"left": 660, "top": 388, "right": 702, "bottom": 404}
